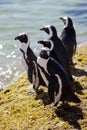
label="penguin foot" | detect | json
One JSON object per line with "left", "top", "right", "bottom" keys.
{"left": 53, "top": 102, "right": 58, "bottom": 106}
{"left": 46, "top": 103, "right": 55, "bottom": 108}
{"left": 36, "top": 88, "right": 44, "bottom": 95}
{"left": 33, "top": 85, "right": 39, "bottom": 93}
{"left": 72, "top": 95, "right": 81, "bottom": 103}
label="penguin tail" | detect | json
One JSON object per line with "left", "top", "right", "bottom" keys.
{"left": 71, "top": 93, "right": 81, "bottom": 103}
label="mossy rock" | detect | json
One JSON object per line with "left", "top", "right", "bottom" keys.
{"left": 0, "top": 45, "right": 87, "bottom": 130}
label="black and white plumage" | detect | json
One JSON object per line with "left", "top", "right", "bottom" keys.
{"left": 38, "top": 40, "right": 68, "bottom": 75}
{"left": 40, "top": 25, "right": 73, "bottom": 81}
{"left": 14, "top": 33, "right": 46, "bottom": 91}
{"left": 60, "top": 17, "right": 77, "bottom": 65}
{"left": 37, "top": 48, "right": 81, "bottom": 105}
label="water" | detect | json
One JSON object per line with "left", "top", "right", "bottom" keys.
{"left": 0, "top": 0, "right": 87, "bottom": 88}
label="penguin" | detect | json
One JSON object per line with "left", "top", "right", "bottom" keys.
{"left": 59, "top": 17, "right": 77, "bottom": 66}
{"left": 38, "top": 40, "right": 68, "bottom": 75}
{"left": 40, "top": 25, "right": 73, "bottom": 81}
{"left": 37, "top": 48, "right": 81, "bottom": 105}
{"left": 14, "top": 33, "right": 46, "bottom": 91}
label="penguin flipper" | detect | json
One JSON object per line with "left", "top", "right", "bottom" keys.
{"left": 48, "top": 74, "right": 61, "bottom": 105}
{"left": 48, "top": 58, "right": 66, "bottom": 75}
{"left": 28, "top": 62, "right": 35, "bottom": 83}
{"left": 48, "top": 75, "right": 55, "bottom": 102}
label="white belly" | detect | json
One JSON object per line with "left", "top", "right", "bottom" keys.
{"left": 37, "top": 56, "right": 48, "bottom": 73}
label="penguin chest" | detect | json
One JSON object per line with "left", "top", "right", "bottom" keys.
{"left": 54, "top": 74, "right": 62, "bottom": 104}
{"left": 37, "top": 57, "right": 48, "bottom": 73}
{"left": 37, "top": 57, "right": 49, "bottom": 86}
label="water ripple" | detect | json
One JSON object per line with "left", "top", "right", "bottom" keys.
{"left": 0, "top": 0, "right": 87, "bottom": 88}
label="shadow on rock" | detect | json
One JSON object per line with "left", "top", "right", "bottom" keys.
{"left": 55, "top": 103, "right": 83, "bottom": 130}
{"left": 72, "top": 67, "right": 87, "bottom": 77}
{"left": 35, "top": 88, "right": 52, "bottom": 105}
{"left": 73, "top": 80, "right": 83, "bottom": 95}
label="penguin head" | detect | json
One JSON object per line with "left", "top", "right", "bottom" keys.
{"left": 15, "top": 33, "right": 28, "bottom": 43}
{"left": 38, "top": 40, "right": 51, "bottom": 48}
{"left": 59, "top": 17, "right": 73, "bottom": 28}
{"left": 39, "top": 48, "right": 50, "bottom": 60}
{"left": 40, "top": 25, "right": 57, "bottom": 38}
{"left": 15, "top": 33, "right": 30, "bottom": 52}
{"left": 38, "top": 40, "right": 54, "bottom": 51}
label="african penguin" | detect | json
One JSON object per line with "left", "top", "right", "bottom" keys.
{"left": 37, "top": 48, "right": 81, "bottom": 105}
{"left": 14, "top": 33, "right": 46, "bottom": 91}
{"left": 40, "top": 25, "right": 73, "bottom": 81}
{"left": 59, "top": 17, "right": 77, "bottom": 66}
{"left": 38, "top": 40, "right": 68, "bottom": 76}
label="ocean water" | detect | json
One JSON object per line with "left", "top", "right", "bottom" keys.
{"left": 0, "top": 0, "right": 87, "bottom": 88}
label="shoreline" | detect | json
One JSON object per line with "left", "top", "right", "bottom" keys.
{"left": 0, "top": 43, "right": 87, "bottom": 129}
{"left": 1, "top": 41, "right": 87, "bottom": 91}
{"left": 77, "top": 41, "right": 87, "bottom": 47}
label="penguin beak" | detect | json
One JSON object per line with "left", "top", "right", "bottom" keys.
{"left": 40, "top": 27, "right": 49, "bottom": 34}
{"left": 40, "top": 27, "right": 45, "bottom": 31}
{"left": 59, "top": 17, "right": 66, "bottom": 25}
{"left": 38, "top": 40, "right": 51, "bottom": 48}
{"left": 59, "top": 17, "right": 64, "bottom": 21}
{"left": 38, "top": 40, "right": 47, "bottom": 47}
{"left": 38, "top": 40, "right": 45, "bottom": 45}
{"left": 14, "top": 36, "right": 20, "bottom": 40}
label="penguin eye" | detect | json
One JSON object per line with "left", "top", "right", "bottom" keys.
{"left": 64, "top": 20, "right": 66, "bottom": 25}
{"left": 44, "top": 28, "right": 49, "bottom": 34}
{"left": 39, "top": 50, "right": 49, "bottom": 59}
{"left": 48, "top": 42, "right": 51, "bottom": 48}
{"left": 46, "top": 28, "right": 50, "bottom": 34}
{"left": 20, "top": 35, "right": 28, "bottom": 43}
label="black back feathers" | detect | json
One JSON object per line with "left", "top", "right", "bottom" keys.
{"left": 38, "top": 48, "right": 80, "bottom": 105}
{"left": 40, "top": 25, "right": 73, "bottom": 81}
{"left": 15, "top": 18, "right": 80, "bottom": 106}
{"left": 60, "top": 17, "right": 77, "bottom": 65}
{"left": 14, "top": 33, "right": 46, "bottom": 90}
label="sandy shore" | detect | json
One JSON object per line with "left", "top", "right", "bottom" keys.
{"left": 0, "top": 44, "right": 87, "bottom": 130}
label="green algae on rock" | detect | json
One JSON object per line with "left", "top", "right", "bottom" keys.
{"left": 0, "top": 45, "right": 87, "bottom": 130}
